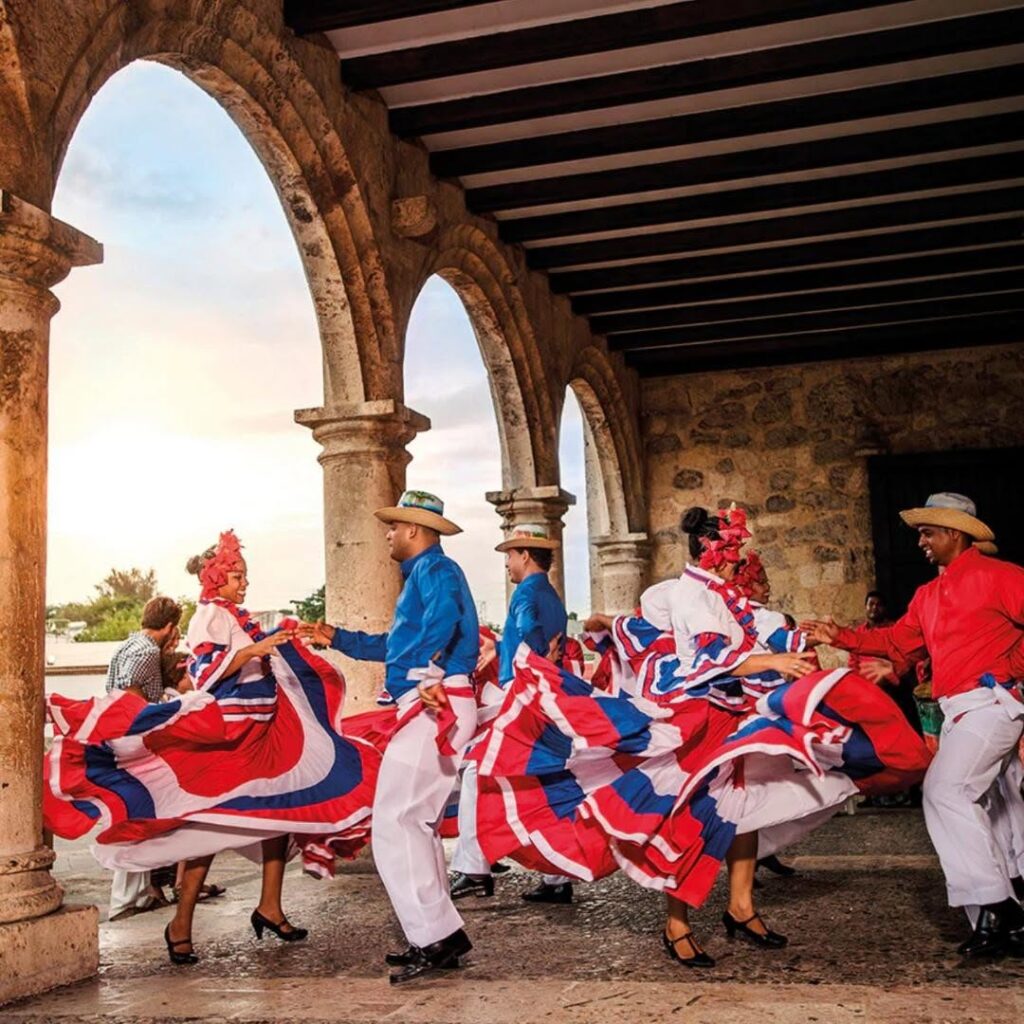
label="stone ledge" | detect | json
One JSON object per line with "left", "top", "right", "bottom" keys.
{"left": 0, "top": 905, "right": 98, "bottom": 1006}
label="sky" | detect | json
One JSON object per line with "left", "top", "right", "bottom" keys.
{"left": 49, "top": 61, "right": 590, "bottom": 620}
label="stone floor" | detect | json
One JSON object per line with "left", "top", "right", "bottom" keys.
{"left": 3, "top": 809, "right": 1023, "bottom": 1023}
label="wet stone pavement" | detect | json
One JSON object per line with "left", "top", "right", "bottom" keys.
{"left": 3, "top": 809, "right": 1023, "bottom": 1023}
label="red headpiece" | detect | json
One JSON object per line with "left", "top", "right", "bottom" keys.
{"left": 698, "top": 506, "right": 751, "bottom": 571}
{"left": 199, "top": 530, "right": 244, "bottom": 599}
{"left": 733, "top": 550, "right": 765, "bottom": 597}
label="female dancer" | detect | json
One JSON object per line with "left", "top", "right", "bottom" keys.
{"left": 44, "top": 531, "right": 378, "bottom": 964}
{"left": 472, "top": 508, "right": 930, "bottom": 967}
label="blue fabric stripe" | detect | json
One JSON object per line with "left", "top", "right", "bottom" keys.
{"left": 83, "top": 744, "right": 156, "bottom": 820}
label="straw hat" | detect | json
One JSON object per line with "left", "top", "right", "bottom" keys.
{"left": 975, "top": 540, "right": 999, "bottom": 556}
{"left": 374, "top": 490, "right": 462, "bottom": 536}
{"left": 495, "top": 523, "right": 560, "bottom": 553}
{"left": 899, "top": 492, "right": 994, "bottom": 542}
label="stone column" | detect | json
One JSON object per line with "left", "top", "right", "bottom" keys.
{"left": 486, "top": 485, "right": 576, "bottom": 601}
{"left": 295, "top": 400, "right": 429, "bottom": 712}
{"left": 591, "top": 534, "right": 651, "bottom": 613}
{"left": 0, "top": 191, "right": 101, "bottom": 1003}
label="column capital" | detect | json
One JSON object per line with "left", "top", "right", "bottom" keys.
{"left": 295, "top": 400, "right": 430, "bottom": 463}
{"left": 0, "top": 191, "right": 102, "bottom": 293}
{"left": 592, "top": 532, "right": 651, "bottom": 563}
{"left": 485, "top": 485, "right": 577, "bottom": 518}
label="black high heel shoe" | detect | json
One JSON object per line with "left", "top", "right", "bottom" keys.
{"left": 251, "top": 909, "right": 308, "bottom": 942}
{"left": 722, "top": 910, "right": 787, "bottom": 949}
{"left": 661, "top": 931, "right": 715, "bottom": 968}
{"left": 164, "top": 924, "right": 199, "bottom": 965}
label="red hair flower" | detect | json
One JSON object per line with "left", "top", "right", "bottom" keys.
{"left": 200, "top": 530, "right": 244, "bottom": 599}
{"left": 698, "top": 506, "right": 751, "bottom": 571}
{"left": 733, "top": 550, "right": 765, "bottom": 597}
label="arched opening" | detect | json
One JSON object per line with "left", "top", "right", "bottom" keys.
{"left": 48, "top": 61, "right": 325, "bottom": 661}
{"left": 404, "top": 275, "right": 505, "bottom": 626}
{"left": 559, "top": 387, "right": 591, "bottom": 622}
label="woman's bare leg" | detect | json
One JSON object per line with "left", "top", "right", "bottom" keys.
{"left": 167, "top": 855, "right": 213, "bottom": 952}
{"left": 726, "top": 831, "right": 767, "bottom": 935}
{"left": 256, "top": 835, "right": 294, "bottom": 929}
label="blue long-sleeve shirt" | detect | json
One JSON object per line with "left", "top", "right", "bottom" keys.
{"left": 497, "top": 571, "right": 567, "bottom": 686}
{"left": 330, "top": 544, "right": 479, "bottom": 700}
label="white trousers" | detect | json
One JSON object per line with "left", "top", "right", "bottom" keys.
{"left": 109, "top": 869, "right": 152, "bottom": 918}
{"left": 372, "top": 677, "right": 477, "bottom": 948}
{"left": 924, "top": 687, "right": 1024, "bottom": 911}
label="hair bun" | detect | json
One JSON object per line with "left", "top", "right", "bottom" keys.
{"left": 681, "top": 506, "right": 709, "bottom": 535}
{"left": 185, "top": 554, "right": 204, "bottom": 576}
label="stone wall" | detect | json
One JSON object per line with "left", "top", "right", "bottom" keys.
{"left": 642, "top": 342, "right": 1024, "bottom": 623}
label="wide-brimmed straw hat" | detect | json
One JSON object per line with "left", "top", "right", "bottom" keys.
{"left": 495, "top": 523, "right": 560, "bottom": 553}
{"left": 374, "top": 490, "right": 462, "bottom": 536}
{"left": 899, "top": 492, "right": 994, "bottom": 542}
{"left": 975, "top": 540, "right": 999, "bottom": 556}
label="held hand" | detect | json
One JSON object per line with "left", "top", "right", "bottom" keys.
{"left": 161, "top": 626, "right": 181, "bottom": 654}
{"left": 583, "top": 613, "right": 612, "bottom": 633}
{"left": 859, "top": 657, "right": 897, "bottom": 686}
{"left": 418, "top": 682, "right": 448, "bottom": 711}
{"left": 250, "top": 632, "right": 292, "bottom": 658}
{"left": 769, "top": 652, "right": 819, "bottom": 679}
{"left": 475, "top": 635, "right": 497, "bottom": 673}
{"left": 798, "top": 617, "right": 841, "bottom": 647}
{"left": 296, "top": 621, "right": 335, "bottom": 648}
{"left": 546, "top": 632, "right": 564, "bottom": 663}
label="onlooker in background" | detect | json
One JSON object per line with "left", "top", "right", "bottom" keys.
{"left": 107, "top": 597, "right": 182, "bottom": 920}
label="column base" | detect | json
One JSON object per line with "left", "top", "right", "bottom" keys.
{"left": 0, "top": 905, "right": 98, "bottom": 1006}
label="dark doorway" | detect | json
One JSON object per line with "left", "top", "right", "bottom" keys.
{"left": 867, "top": 447, "right": 1024, "bottom": 615}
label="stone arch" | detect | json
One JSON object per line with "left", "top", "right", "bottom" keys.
{"left": 567, "top": 346, "right": 649, "bottom": 611}
{"left": 419, "top": 223, "right": 558, "bottom": 490}
{"left": 568, "top": 347, "right": 645, "bottom": 534}
{"left": 43, "top": 0, "right": 397, "bottom": 405}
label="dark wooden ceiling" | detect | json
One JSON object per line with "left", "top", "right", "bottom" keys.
{"left": 285, "top": 0, "right": 1024, "bottom": 375}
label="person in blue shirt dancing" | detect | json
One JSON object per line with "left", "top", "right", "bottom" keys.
{"left": 450, "top": 524, "right": 575, "bottom": 905}
{"left": 302, "top": 490, "right": 479, "bottom": 984}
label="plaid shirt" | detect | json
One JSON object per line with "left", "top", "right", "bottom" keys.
{"left": 106, "top": 631, "right": 163, "bottom": 703}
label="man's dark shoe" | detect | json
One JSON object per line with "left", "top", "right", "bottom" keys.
{"left": 388, "top": 929, "right": 472, "bottom": 984}
{"left": 385, "top": 945, "right": 416, "bottom": 967}
{"left": 958, "top": 903, "right": 1017, "bottom": 958}
{"left": 449, "top": 871, "right": 494, "bottom": 900}
{"left": 490, "top": 861, "right": 512, "bottom": 875}
{"left": 757, "top": 855, "right": 797, "bottom": 878}
{"left": 521, "top": 881, "right": 573, "bottom": 904}
{"left": 1011, "top": 876, "right": 1024, "bottom": 902}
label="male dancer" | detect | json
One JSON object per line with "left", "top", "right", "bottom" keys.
{"left": 803, "top": 492, "right": 1024, "bottom": 958}
{"left": 449, "top": 524, "right": 574, "bottom": 904}
{"left": 305, "top": 490, "right": 479, "bottom": 983}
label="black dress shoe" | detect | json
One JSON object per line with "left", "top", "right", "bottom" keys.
{"left": 958, "top": 907, "right": 1007, "bottom": 958}
{"left": 723, "top": 910, "right": 788, "bottom": 949}
{"left": 490, "top": 861, "right": 512, "bottom": 875}
{"left": 1012, "top": 876, "right": 1024, "bottom": 902}
{"left": 661, "top": 931, "right": 715, "bottom": 969}
{"left": 521, "top": 881, "right": 573, "bottom": 904}
{"left": 389, "top": 929, "right": 472, "bottom": 985}
{"left": 449, "top": 871, "right": 494, "bottom": 900}
{"left": 757, "top": 854, "right": 797, "bottom": 877}
{"left": 385, "top": 945, "right": 416, "bottom": 967}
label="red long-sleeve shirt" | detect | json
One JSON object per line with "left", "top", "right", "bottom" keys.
{"left": 833, "top": 547, "right": 1024, "bottom": 700}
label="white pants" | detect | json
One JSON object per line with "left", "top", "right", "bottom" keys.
{"left": 924, "top": 687, "right": 1024, "bottom": 911}
{"left": 109, "top": 869, "right": 152, "bottom": 918}
{"left": 372, "top": 677, "right": 477, "bottom": 948}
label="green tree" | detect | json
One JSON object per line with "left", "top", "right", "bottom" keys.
{"left": 97, "top": 567, "right": 157, "bottom": 602}
{"left": 290, "top": 585, "right": 325, "bottom": 622}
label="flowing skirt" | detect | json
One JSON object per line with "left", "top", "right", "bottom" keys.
{"left": 44, "top": 638, "right": 380, "bottom": 878}
{"left": 472, "top": 647, "right": 931, "bottom": 906}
